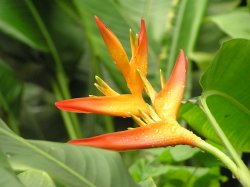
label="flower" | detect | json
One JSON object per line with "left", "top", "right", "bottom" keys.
{"left": 55, "top": 16, "right": 149, "bottom": 117}
{"left": 56, "top": 17, "right": 201, "bottom": 151}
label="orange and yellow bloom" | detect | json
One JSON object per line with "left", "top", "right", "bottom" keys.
{"left": 55, "top": 17, "right": 201, "bottom": 151}
{"left": 56, "top": 16, "right": 148, "bottom": 117}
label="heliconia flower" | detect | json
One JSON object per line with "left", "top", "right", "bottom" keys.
{"left": 56, "top": 17, "right": 202, "bottom": 151}
{"left": 55, "top": 16, "right": 149, "bottom": 117}
{"left": 65, "top": 49, "right": 201, "bottom": 151}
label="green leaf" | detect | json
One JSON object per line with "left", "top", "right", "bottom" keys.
{"left": 0, "top": 60, "right": 23, "bottom": 114}
{"left": 183, "top": 39, "right": 250, "bottom": 152}
{"left": 37, "top": 0, "right": 85, "bottom": 72}
{"left": 130, "top": 157, "right": 222, "bottom": 187}
{"left": 0, "top": 0, "right": 48, "bottom": 51}
{"left": 0, "top": 151, "right": 24, "bottom": 187}
{"left": 210, "top": 8, "right": 250, "bottom": 40}
{"left": 18, "top": 169, "right": 56, "bottom": 187}
{"left": 0, "top": 60, "right": 23, "bottom": 133}
{"left": 201, "top": 39, "right": 250, "bottom": 152}
{"left": 169, "top": 145, "right": 199, "bottom": 162}
{"left": 139, "top": 178, "right": 156, "bottom": 187}
{"left": 0, "top": 120, "right": 137, "bottom": 187}
{"left": 0, "top": 62, "right": 23, "bottom": 112}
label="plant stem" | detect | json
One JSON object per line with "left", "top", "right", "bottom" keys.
{"left": 24, "top": 0, "right": 82, "bottom": 138}
{"left": 200, "top": 93, "right": 250, "bottom": 186}
{"left": 7, "top": 113, "right": 20, "bottom": 135}
{"left": 52, "top": 82, "right": 78, "bottom": 139}
{"left": 198, "top": 140, "right": 250, "bottom": 187}
{"left": 0, "top": 92, "right": 20, "bottom": 134}
{"left": 103, "top": 116, "right": 114, "bottom": 133}
{"left": 198, "top": 140, "right": 238, "bottom": 177}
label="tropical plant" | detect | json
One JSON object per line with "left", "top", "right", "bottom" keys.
{"left": 0, "top": 0, "right": 249, "bottom": 186}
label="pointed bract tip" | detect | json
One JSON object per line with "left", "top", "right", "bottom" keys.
{"left": 141, "top": 18, "right": 145, "bottom": 26}
{"left": 140, "top": 19, "right": 146, "bottom": 37}
{"left": 94, "top": 16, "right": 106, "bottom": 30}
{"left": 94, "top": 15, "right": 99, "bottom": 21}
{"left": 178, "top": 49, "right": 188, "bottom": 72}
{"left": 94, "top": 16, "right": 102, "bottom": 25}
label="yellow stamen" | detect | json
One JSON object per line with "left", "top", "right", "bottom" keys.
{"left": 135, "top": 33, "right": 139, "bottom": 49}
{"left": 160, "top": 69, "right": 165, "bottom": 89}
{"left": 137, "top": 69, "right": 156, "bottom": 102}
{"left": 129, "top": 112, "right": 146, "bottom": 127}
{"left": 95, "top": 76, "right": 119, "bottom": 96}
{"left": 139, "top": 109, "right": 154, "bottom": 124}
{"left": 147, "top": 104, "right": 161, "bottom": 122}
{"left": 130, "top": 29, "right": 136, "bottom": 57}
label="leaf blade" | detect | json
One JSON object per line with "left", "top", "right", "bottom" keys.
{"left": 0, "top": 120, "right": 137, "bottom": 187}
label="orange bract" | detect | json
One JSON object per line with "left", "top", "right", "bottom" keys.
{"left": 56, "top": 94, "right": 148, "bottom": 117}
{"left": 154, "top": 50, "right": 188, "bottom": 120}
{"left": 68, "top": 119, "right": 201, "bottom": 151}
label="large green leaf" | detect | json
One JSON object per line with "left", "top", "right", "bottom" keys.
{"left": 0, "top": 120, "right": 137, "bottom": 187}
{"left": 210, "top": 8, "right": 250, "bottom": 40}
{"left": 0, "top": 151, "right": 24, "bottom": 187}
{"left": 182, "top": 39, "right": 250, "bottom": 152}
{"left": 18, "top": 169, "right": 56, "bottom": 187}
{"left": 0, "top": 0, "right": 47, "bottom": 51}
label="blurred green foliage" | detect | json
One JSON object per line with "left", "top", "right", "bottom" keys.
{"left": 0, "top": 0, "right": 250, "bottom": 186}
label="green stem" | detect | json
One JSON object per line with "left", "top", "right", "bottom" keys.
{"left": 198, "top": 140, "right": 250, "bottom": 187}
{"left": 7, "top": 113, "right": 20, "bottom": 135}
{"left": 200, "top": 93, "right": 250, "bottom": 186}
{"left": 52, "top": 82, "right": 78, "bottom": 139}
{"left": 24, "top": 0, "right": 82, "bottom": 137}
{"left": 103, "top": 116, "right": 114, "bottom": 133}
{"left": 198, "top": 140, "right": 238, "bottom": 177}
{"left": 0, "top": 92, "right": 20, "bottom": 134}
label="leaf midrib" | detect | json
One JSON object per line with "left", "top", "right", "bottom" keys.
{"left": 0, "top": 126, "right": 95, "bottom": 187}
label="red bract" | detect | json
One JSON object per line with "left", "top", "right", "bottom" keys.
{"left": 68, "top": 119, "right": 200, "bottom": 151}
